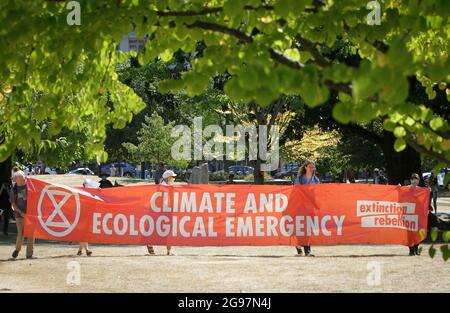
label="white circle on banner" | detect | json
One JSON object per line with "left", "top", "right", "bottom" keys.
{"left": 37, "top": 185, "right": 80, "bottom": 237}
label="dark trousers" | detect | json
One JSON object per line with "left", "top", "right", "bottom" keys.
{"left": 296, "top": 245, "right": 312, "bottom": 255}
{"left": 409, "top": 244, "right": 419, "bottom": 255}
{"left": 430, "top": 190, "right": 438, "bottom": 213}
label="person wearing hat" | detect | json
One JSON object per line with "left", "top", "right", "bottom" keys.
{"left": 146, "top": 169, "right": 176, "bottom": 256}
{"left": 10, "top": 170, "right": 35, "bottom": 259}
{"left": 98, "top": 173, "right": 114, "bottom": 188}
{"left": 161, "top": 170, "right": 177, "bottom": 186}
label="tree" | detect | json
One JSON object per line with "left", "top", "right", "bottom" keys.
{"left": 122, "top": 112, "right": 187, "bottom": 168}
{"left": 2, "top": 1, "right": 449, "bottom": 165}
{"left": 149, "top": 0, "right": 450, "bottom": 169}
{"left": 2, "top": 1, "right": 449, "bottom": 168}
{"left": 0, "top": 1, "right": 145, "bottom": 170}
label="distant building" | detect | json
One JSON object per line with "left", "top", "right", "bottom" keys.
{"left": 117, "top": 32, "right": 147, "bottom": 52}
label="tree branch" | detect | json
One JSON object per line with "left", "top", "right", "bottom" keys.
{"left": 268, "top": 48, "right": 303, "bottom": 69}
{"left": 324, "top": 80, "right": 352, "bottom": 94}
{"left": 185, "top": 21, "right": 253, "bottom": 43}
{"left": 373, "top": 40, "right": 389, "bottom": 53}
{"left": 156, "top": 5, "right": 274, "bottom": 17}
{"left": 405, "top": 134, "right": 450, "bottom": 166}
{"left": 155, "top": 2, "right": 326, "bottom": 17}
{"left": 184, "top": 21, "right": 353, "bottom": 96}
{"left": 295, "top": 34, "right": 331, "bottom": 67}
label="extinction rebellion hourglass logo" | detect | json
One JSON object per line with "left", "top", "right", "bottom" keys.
{"left": 37, "top": 185, "right": 81, "bottom": 237}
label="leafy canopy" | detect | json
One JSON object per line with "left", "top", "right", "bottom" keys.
{"left": 0, "top": 0, "right": 449, "bottom": 168}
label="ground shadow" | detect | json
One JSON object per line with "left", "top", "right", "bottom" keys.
{"left": 0, "top": 252, "right": 412, "bottom": 263}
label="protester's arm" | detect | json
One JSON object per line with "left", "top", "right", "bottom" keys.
{"left": 9, "top": 189, "right": 23, "bottom": 216}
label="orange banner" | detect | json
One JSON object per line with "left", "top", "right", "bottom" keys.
{"left": 24, "top": 178, "right": 430, "bottom": 246}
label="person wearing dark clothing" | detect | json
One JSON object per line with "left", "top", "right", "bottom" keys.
{"left": 225, "top": 173, "right": 236, "bottom": 184}
{"left": 98, "top": 173, "right": 114, "bottom": 188}
{"left": 408, "top": 173, "right": 422, "bottom": 256}
{"left": 154, "top": 162, "right": 165, "bottom": 185}
{"left": 0, "top": 181, "right": 12, "bottom": 235}
{"left": 428, "top": 174, "right": 438, "bottom": 213}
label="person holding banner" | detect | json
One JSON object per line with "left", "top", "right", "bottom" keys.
{"left": 408, "top": 173, "right": 424, "bottom": 256}
{"left": 294, "top": 160, "right": 320, "bottom": 257}
{"left": 147, "top": 170, "right": 176, "bottom": 256}
{"left": 77, "top": 178, "right": 99, "bottom": 256}
{"left": 10, "top": 171, "right": 35, "bottom": 260}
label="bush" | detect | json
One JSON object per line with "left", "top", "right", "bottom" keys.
{"left": 209, "top": 172, "right": 228, "bottom": 181}
{"left": 209, "top": 172, "right": 247, "bottom": 181}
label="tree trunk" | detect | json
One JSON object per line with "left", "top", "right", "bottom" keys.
{"left": 380, "top": 131, "right": 422, "bottom": 185}
{"left": 252, "top": 158, "right": 264, "bottom": 185}
{"left": 0, "top": 157, "right": 12, "bottom": 183}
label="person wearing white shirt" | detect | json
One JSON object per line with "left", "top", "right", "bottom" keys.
{"left": 147, "top": 170, "right": 177, "bottom": 256}
{"left": 77, "top": 179, "right": 100, "bottom": 256}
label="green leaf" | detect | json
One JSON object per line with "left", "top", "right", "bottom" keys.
{"left": 429, "top": 245, "right": 436, "bottom": 258}
{"left": 430, "top": 117, "right": 444, "bottom": 131}
{"left": 238, "top": 66, "right": 259, "bottom": 90}
{"left": 159, "top": 79, "right": 184, "bottom": 93}
{"left": 387, "top": 39, "right": 412, "bottom": 70}
{"left": 284, "top": 48, "right": 301, "bottom": 62}
{"left": 223, "top": 0, "right": 242, "bottom": 17}
{"left": 274, "top": 0, "right": 290, "bottom": 17}
{"left": 443, "top": 231, "right": 450, "bottom": 243}
{"left": 383, "top": 119, "right": 397, "bottom": 132}
{"left": 353, "top": 75, "right": 378, "bottom": 100}
{"left": 394, "top": 138, "right": 407, "bottom": 152}
{"left": 419, "top": 228, "right": 427, "bottom": 240}
{"left": 393, "top": 126, "right": 406, "bottom": 138}
{"left": 440, "top": 245, "right": 450, "bottom": 261}
{"left": 332, "top": 102, "right": 352, "bottom": 124}
{"left": 159, "top": 49, "right": 173, "bottom": 62}
{"left": 431, "top": 227, "right": 438, "bottom": 242}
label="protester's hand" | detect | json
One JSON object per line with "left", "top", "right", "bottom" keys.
{"left": 12, "top": 204, "right": 23, "bottom": 216}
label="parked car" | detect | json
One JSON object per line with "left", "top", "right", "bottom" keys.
{"left": 228, "top": 165, "right": 254, "bottom": 175}
{"left": 68, "top": 168, "right": 95, "bottom": 175}
{"left": 100, "top": 163, "right": 136, "bottom": 177}
{"left": 44, "top": 167, "right": 58, "bottom": 175}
